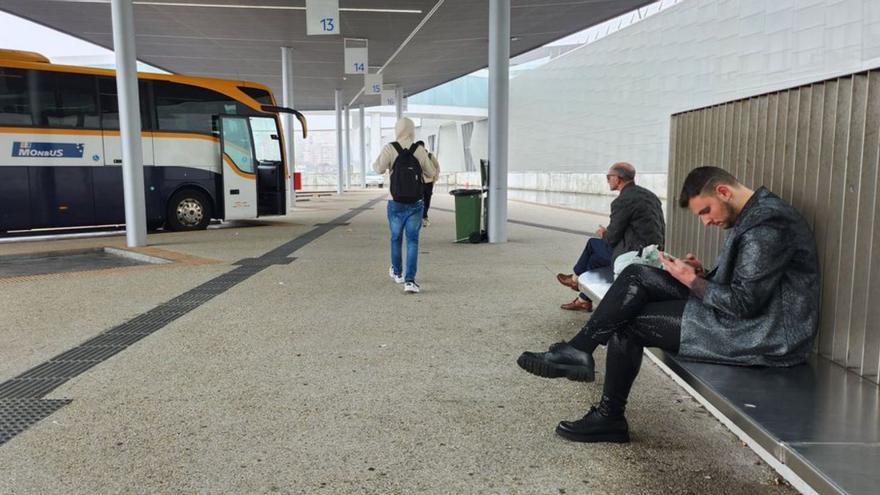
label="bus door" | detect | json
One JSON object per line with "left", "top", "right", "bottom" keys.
{"left": 97, "top": 78, "right": 154, "bottom": 226}
{"left": 249, "top": 116, "right": 286, "bottom": 216}
{"left": 219, "top": 115, "right": 258, "bottom": 220}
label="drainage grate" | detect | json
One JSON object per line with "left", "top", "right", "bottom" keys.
{"left": 0, "top": 399, "right": 71, "bottom": 446}
{"left": 233, "top": 256, "right": 295, "bottom": 267}
{"left": 0, "top": 378, "right": 71, "bottom": 399}
{"left": 18, "top": 360, "right": 99, "bottom": 380}
{"left": 50, "top": 345, "right": 126, "bottom": 363}
{"left": 81, "top": 332, "right": 150, "bottom": 348}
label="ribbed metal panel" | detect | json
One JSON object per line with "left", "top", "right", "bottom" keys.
{"left": 668, "top": 69, "right": 880, "bottom": 384}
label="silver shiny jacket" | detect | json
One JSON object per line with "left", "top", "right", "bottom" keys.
{"left": 679, "top": 187, "right": 820, "bottom": 367}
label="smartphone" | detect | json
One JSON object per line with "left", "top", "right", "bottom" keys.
{"left": 660, "top": 251, "right": 678, "bottom": 262}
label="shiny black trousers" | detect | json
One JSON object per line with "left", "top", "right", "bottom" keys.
{"left": 569, "top": 264, "right": 688, "bottom": 412}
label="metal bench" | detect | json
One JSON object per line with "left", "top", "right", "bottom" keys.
{"left": 578, "top": 267, "right": 879, "bottom": 495}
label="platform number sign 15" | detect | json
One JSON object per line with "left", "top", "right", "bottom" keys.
{"left": 365, "top": 73, "right": 383, "bottom": 95}
{"left": 306, "top": 0, "right": 339, "bottom": 35}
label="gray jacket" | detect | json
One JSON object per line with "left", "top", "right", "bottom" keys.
{"left": 679, "top": 187, "right": 820, "bottom": 367}
{"left": 604, "top": 183, "right": 666, "bottom": 260}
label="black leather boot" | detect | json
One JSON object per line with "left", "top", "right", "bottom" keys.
{"left": 555, "top": 334, "right": 644, "bottom": 443}
{"left": 555, "top": 396, "right": 629, "bottom": 443}
{"left": 516, "top": 342, "right": 595, "bottom": 382}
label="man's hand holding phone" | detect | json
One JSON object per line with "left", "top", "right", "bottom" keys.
{"left": 682, "top": 253, "right": 705, "bottom": 276}
{"left": 660, "top": 251, "right": 702, "bottom": 288}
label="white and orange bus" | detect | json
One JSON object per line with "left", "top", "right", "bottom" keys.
{"left": 0, "top": 48, "right": 305, "bottom": 232}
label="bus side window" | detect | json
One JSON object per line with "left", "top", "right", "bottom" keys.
{"left": 0, "top": 68, "right": 33, "bottom": 126}
{"left": 154, "top": 80, "right": 247, "bottom": 135}
{"left": 0, "top": 68, "right": 54, "bottom": 127}
{"left": 53, "top": 72, "right": 99, "bottom": 129}
{"left": 99, "top": 78, "right": 153, "bottom": 130}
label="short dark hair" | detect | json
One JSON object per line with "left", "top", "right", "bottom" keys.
{"left": 678, "top": 166, "right": 740, "bottom": 208}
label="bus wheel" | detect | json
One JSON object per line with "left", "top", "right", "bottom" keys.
{"left": 166, "top": 189, "right": 211, "bottom": 231}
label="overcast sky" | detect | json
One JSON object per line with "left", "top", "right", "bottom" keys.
{"left": 0, "top": 11, "right": 110, "bottom": 60}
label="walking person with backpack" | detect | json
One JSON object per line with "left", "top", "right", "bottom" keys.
{"left": 372, "top": 118, "right": 436, "bottom": 293}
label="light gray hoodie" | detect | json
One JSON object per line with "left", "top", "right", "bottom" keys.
{"left": 371, "top": 117, "right": 436, "bottom": 179}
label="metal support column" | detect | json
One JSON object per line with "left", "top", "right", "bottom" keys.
{"left": 488, "top": 0, "right": 509, "bottom": 243}
{"left": 395, "top": 87, "right": 404, "bottom": 120}
{"left": 335, "top": 89, "right": 344, "bottom": 194}
{"left": 281, "top": 46, "right": 295, "bottom": 209}
{"left": 111, "top": 0, "right": 147, "bottom": 247}
{"left": 344, "top": 104, "right": 351, "bottom": 188}
{"left": 359, "top": 104, "right": 366, "bottom": 188}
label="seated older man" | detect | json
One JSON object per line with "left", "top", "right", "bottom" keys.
{"left": 555, "top": 162, "right": 665, "bottom": 312}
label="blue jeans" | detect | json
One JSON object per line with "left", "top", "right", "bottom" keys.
{"left": 387, "top": 200, "right": 424, "bottom": 282}
{"left": 573, "top": 237, "right": 613, "bottom": 300}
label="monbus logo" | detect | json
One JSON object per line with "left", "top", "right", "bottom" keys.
{"left": 12, "top": 142, "right": 85, "bottom": 158}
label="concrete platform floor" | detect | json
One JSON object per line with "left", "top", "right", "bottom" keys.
{"left": 0, "top": 191, "right": 795, "bottom": 494}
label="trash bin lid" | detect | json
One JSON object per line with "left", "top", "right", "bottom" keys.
{"left": 449, "top": 189, "right": 483, "bottom": 197}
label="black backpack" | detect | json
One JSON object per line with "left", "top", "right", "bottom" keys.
{"left": 389, "top": 142, "right": 424, "bottom": 203}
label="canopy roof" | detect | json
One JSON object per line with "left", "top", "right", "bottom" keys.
{"left": 2, "top": 0, "right": 654, "bottom": 110}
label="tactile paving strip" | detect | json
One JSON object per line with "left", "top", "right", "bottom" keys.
{"left": 0, "top": 399, "right": 72, "bottom": 446}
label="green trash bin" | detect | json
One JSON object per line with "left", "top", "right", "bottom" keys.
{"left": 449, "top": 189, "right": 482, "bottom": 243}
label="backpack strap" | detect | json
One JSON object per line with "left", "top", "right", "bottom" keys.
{"left": 390, "top": 142, "right": 404, "bottom": 154}
{"left": 409, "top": 143, "right": 420, "bottom": 153}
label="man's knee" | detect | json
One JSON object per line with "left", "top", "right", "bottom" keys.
{"left": 404, "top": 225, "right": 420, "bottom": 241}
{"left": 606, "top": 333, "right": 645, "bottom": 365}
{"left": 618, "top": 263, "right": 657, "bottom": 280}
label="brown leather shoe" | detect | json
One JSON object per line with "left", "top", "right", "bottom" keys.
{"left": 561, "top": 297, "right": 593, "bottom": 312}
{"left": 556, "top": 273, "right": 579, "bottom": 291}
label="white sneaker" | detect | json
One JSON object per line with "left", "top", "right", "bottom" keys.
{"left": 422, "top": 218, "right": 430, "bottom": 227}
{"left": 404, "top": 281, "right": 421, "bottom": 293}
{"left": 389, "top": 266, "right": 404, "bottom": 284}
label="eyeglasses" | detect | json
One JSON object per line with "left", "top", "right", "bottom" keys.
{"left": 606, "top": 174, "right": 618, "bottom": 180}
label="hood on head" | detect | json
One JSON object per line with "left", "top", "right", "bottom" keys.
{"left": 395, "top": 117, "right": 415, "bottom": 143}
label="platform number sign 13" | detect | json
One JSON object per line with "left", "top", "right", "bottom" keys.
{"left": 306, "top": 0, "right": 339, "bottom": 35}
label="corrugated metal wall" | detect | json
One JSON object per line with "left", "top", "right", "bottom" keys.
{"left": 667, "top": 69, "right": 880, "bottom": 384}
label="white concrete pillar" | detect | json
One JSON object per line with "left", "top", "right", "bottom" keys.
{"left": 335, "top": 89, "right": 343, "bottom": 194}
{"left": 488, "top": 0, "right": 509, "bottom": 243}
{"left": 359, "top": 104, "right": 366, "bottom": 188}
{"left": 281, "top": 46, "right": 295, "bottom": 209}
{"left": 111, "top": 0, "right": 147, "bottom": 247}
{"left": 395, "top": 87, "right": 404, "bottom": 120}
{"left": 370, "top": 113, "right": 382, "bottom": 166}
{"left": 343, "top": 105, "right": 351, "bottom": 189}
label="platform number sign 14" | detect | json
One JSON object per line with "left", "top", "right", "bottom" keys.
{"left": 344, "top": 39, "right": 368, "bottom": 75}
{"left": 306, "top": 0, "right": 339, "bottom": 35}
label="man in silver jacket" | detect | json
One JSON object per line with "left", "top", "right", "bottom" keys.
{"left": 518, "top": 166, "right": 820, "bottom": 443}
